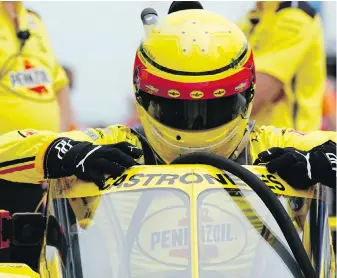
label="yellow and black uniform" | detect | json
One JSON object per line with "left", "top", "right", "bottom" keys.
{"left": 0, "top": 124, "right": 335, "bottom": 186}
{"left": 237, "top": 1, "right": 326, "bottom": 132}
{"left": 0, "top": 124, "right": 335, "bottom": 272}
{"left": 0, "top": 2, "right": 69, "bottom": 134}
{"left": 0, "top": 124, "right": 334, "bottom": 225}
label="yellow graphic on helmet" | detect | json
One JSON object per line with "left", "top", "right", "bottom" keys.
{"left": 168, "top": 89, "right": 181, "bottom": 98}
{"left": 190, "top": 91, "right": 204, "bottom": 99}
{"left": 213, "top": 89, "right": 226, "bottom": 97}
{"left": 157, "top": 20, "right": 231, "bottom": 54}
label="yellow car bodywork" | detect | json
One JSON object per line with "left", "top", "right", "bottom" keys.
{"left": 0, "top": 165, "right": 335, "bottom": 277}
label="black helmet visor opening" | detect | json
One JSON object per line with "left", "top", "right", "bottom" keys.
{"left": 136, "top": 89, "right": 252, "bottom": 131}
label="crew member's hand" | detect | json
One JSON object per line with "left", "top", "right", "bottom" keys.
{"left": 44, "top": 138, "right": 143, "bottom": 189}
{"left": 255, "top": 141, "right": 336, "bottom": 189}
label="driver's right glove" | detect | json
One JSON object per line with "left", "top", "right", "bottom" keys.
{"left": 44, "top": 138, "right": 143, "bottom": 189}
{"left": 255, "top": 140, "right": 336, "bottom": 189}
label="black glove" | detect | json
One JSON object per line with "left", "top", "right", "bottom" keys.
{"left": 44, "top": 138, "right": 143, "bottom": 189}
{"left": 254, "top": 140, "right": 336, "bottom": 189}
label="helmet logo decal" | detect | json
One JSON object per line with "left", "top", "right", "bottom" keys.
{"left": 235, "top": 81, "right": 247, "bottom": 92}
{"left": 190, "top": 90, "right": 204, "bottom": 99}
{"left": 168, "top": 89, "right": 181, "bottom": 98}
{"left": 145, "top": 85, "right": 159, "bottom": 94}
{"left": 213, "top": 89, "right": 226, "bottom": 97}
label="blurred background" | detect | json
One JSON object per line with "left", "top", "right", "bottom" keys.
{"left": 24, "top": 1, "right": 336, "bottom": 128}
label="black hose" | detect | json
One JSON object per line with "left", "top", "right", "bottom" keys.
{"left": 171, "top": 152, "right": 317, "bottom": 278}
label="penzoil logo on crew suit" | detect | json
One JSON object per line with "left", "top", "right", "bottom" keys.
{"left": 10, "top": 60, "right": 50, "bottom": 93}
{"left": 136, "top": 203, "right": 247, "bottom": 267}
{"left": 5, "top": 59, "right": 54, "bottom": 102}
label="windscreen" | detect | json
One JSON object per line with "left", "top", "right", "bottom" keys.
{"left": 197, "top": 189, "right": 297, "bottom": 278}
{"left": 45, "top": 187, "right": 305, "bottom": 278}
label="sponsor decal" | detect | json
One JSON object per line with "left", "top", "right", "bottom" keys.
{"left": 234, "top": 82, "right": 247, "bottom": 92}
{"left": 190, "top": 90, "right": 204, "bottom": 99}
{"left": 84, "top": 129, "right": 99, "bottom": 141}
{"left": 168, "top": 89, "right": 180, "bottom": 98}
{"left": 10, "top": 60, "right": 50, "bottom": 94}
{"left": 227, "top": 172, "right": 286, "bottom": 192}
{"left": 54, "top": 139, "right": 73, "bottom": 160}
{"left": 103, "top": 172, "right": 286, "bottom": 192}
{"left": 136, "top": 204, "right": 247, "bottom": 266}
{"left": 145, "top": 84, "right": 159, "bottom": 94}
{"left": 213, "top": 89, "right": 226, "bottom": 97}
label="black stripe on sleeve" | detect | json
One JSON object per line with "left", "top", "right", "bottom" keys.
{"left": 0, "top": 156, "right": 35, "bottom": 169}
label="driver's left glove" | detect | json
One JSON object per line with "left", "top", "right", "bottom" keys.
{"left": 254, "top": 140, "right": 336, "bottom": 189}
{"left": 43, "top": 138, "right": 143, "bottom": 189}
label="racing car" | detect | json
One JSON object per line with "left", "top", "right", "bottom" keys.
{"left": 0, "top": 153, "right": 335, "bottom": 277}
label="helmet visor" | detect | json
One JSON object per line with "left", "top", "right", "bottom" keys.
{"left": 136, "top": 89, "right": 250, "bottom": 131}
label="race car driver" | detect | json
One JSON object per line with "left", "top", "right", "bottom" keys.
{"left": 0, "top": 5, "right": 336, "bottom": 273}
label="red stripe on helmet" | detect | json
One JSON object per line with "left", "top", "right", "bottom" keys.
{"left": 134, "top": 51, "right": 255, "bottom": 100}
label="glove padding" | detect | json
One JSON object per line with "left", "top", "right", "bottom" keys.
{"left": 45, "top": 138, "right": 143, "bottom": 189}
{"left": 255, "top": 140, "right": 336, "bottom": 189}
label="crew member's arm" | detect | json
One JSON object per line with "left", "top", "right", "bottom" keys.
{"left": 252, "top": 73, "right": 283, "bottom": 115}
{"left": 0, "top": 126, "right": 142, "bottom": 188}
{"left": 251, "top": 8, "right": 315, "bottom": 115}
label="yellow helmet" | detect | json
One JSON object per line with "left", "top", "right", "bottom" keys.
{"left": 133, "top": 8, "right": 255, "bottom": 163}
